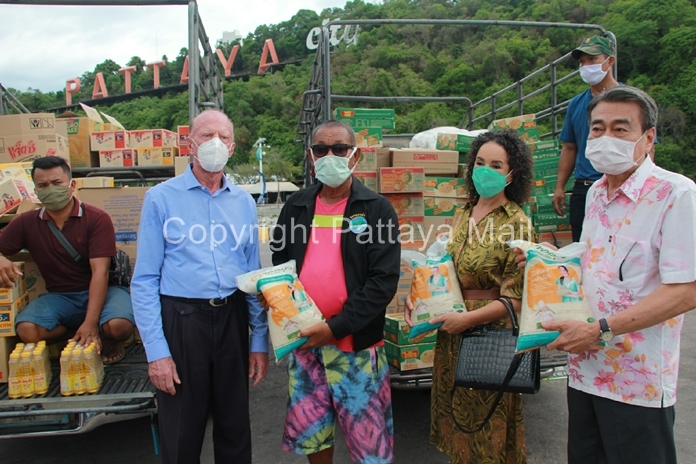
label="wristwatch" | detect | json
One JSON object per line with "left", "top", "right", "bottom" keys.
{"left": 598, "top": 318, "right": 614, "bottom": 342}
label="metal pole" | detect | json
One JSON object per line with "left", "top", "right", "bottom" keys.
{"left": 550, "top": 62, "right": 558, "bottom": 136}
{"left": 188, "top": 1, "right": 198, "bottom": 124}
{"left": 321, "top": 27, "right": 332, "bottom": 122}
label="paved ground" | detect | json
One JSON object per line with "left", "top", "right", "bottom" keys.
{"left": 1, "top": 241, "right": 694, "bottom": 463}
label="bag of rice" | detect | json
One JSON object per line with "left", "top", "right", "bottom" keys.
{"left": 508, "top": 240, "right": 595, "bottom": 352}
{"left": 237, "top": 260, "right": 324, "bottom": 361}
{"left": 402, "top": 239, "right": 466, "bottom": 341}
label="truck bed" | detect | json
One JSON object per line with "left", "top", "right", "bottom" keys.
{"left": 0, "top": 343, "right": 155, "bottom": 438}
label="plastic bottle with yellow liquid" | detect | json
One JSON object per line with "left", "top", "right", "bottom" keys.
{"left": 83, "top": 346, "right": 100, "bottom": 393}
{"left": 90, "top": 342, "right": 104, "bottom": 385}
{"left": 7, "top": 353, "right": 22, "bottom": 399}
{"left": 59, "top": 348, "right": 73, "bottom": 396}
{"left": 70, "top": 347, "right": 87, "bottom": 395}
{"left": 32, "top": 347, "right": 49, "bottom": 395}
{"left": 19, "top": 351, "right": 35, "bottom": 397}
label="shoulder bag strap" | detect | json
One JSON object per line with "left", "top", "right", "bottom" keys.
{"left": 47, "top": 221, "right": 87, "bottom": 265}
{"left": 451, "top": 296, "right": 524, "bottom": 434}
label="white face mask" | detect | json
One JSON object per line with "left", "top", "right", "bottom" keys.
{"left": 586, "top": 133, "right": 646, "bottom": 176}
{"left": 579, "top": 57, "right": 610, "bottom": 85}
{"left": 193, "top": 137, "right": 231, "bottom": 172}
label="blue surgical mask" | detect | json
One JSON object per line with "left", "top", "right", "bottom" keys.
{"left": 472, "top": 166, "right": 512, "bottom": 198}
{"left": 312, "top": 148, "right": 358, "bottom": 188}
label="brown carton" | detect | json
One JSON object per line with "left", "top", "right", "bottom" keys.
{"left": 356, "top": 147, "right": 390, "bottom": 171}
{"left": 0, "top": 293, "right": 29, "bottom": 337}
{"left": 79, "top": 187, "right": 149, "bottom": 246}
{"left": 353, "top": 171, "right": 378, "bottom": 192}
{"left": 383, "top": 193, "right": 425, "bottom": 217}
{"left": 0, "top": 113, "right": 56, "bottom": 137}
{"left": 0, "top": 262, "right": 26, "bottom": 303}
{"left": 137, "top": 146, "right": 178, "bottom": 166}
{"left": 379, "top": 167, "right": 425, "bottom": 193}
{"left": 129, "top": 129, "right": 178, "bottom": 149}
{"left": 99, "top": 149, "right": 137, "bottom": 168}
{"left": 391, "top": 149, "right": 458, "bottom": 175}
{"left": 90, "top": 130, "right": 130, "bottom": 151}
{"left": 0, "top": 133, "right": 69, "bottom": 164}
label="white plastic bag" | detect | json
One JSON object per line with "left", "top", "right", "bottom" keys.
{"left": 509, "top": 240, "right": 594, "bottom": 352}
{"left": 237, "top": 260, "right": 324, "bottom": 361}
{"left": 402, "top": 239, "right": 466, "bottom": 340}
{"left": 409, "top": 126, "right": 487, "bottom": 149}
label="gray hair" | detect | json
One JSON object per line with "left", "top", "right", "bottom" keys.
{"left": 190, "top": 109, "right": 234, "bottom": 137}
{"left": 587, "top": 86, "right": 658, "bottom": 133}
{"left": 311, "top": 119, "right": 357, "bottom": 146}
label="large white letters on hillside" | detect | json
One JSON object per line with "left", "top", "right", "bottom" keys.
{"left": 306, "top": 18, "right": 361, "bottom": 50}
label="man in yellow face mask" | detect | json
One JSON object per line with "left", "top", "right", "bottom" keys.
{"left": 0, "top": 156, "right": 134, "bottom": 364}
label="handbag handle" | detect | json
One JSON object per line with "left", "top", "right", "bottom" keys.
{"left": 451, "top": 296, "right": 524, "bottom": 434}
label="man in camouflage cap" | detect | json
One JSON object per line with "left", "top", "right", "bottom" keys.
{"left": 553, "top": 35, "right": 619, "bottom": 241}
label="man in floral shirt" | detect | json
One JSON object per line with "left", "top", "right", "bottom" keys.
{"left": 542, "top": 86, "right": 696, "bottom": 464}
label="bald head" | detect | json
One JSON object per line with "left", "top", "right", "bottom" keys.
{"left": 190, "top": 109, "right": 234, "bottom": 139}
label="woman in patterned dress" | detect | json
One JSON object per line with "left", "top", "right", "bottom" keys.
{"left": 406, "top": 129, "right": 535, "bottom": 464}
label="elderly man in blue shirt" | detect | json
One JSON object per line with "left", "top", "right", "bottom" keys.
{"left": 131, "top": 109, "right": 268, "bottom": 464}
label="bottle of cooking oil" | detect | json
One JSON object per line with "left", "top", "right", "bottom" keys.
{"left": 7, "top": 352, "right": 22, "bottom": 399}
{"left": 83, "top": 346, "right": 100, "bottom": 393}
{"left": 89, "top": 342, "right": 104, "bottom": 384}
{"left": 70, "top": 347, "right": 87, "bottom": 395}
{"left": 19, "top": 351, "right": 35, "bottom": 397}
{"left": 32, "top": 347, "right": 49, "bottom": 395}
{"left": 60, "top": 348, "right": 73, "bottom": 396}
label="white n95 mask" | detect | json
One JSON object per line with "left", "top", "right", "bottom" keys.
{"left": 194, "top": 137, "right": 231, "bottom": 172}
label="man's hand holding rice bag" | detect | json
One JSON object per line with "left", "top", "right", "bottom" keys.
{"left": 237, "top": 260, "right": 325, "bottom": 361}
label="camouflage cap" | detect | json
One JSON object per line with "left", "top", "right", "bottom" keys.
{"left": 571, "top": 35, "right": 615, "bottom": 59}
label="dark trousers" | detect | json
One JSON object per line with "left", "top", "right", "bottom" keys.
{"left": 569, "top": 181, "right": 593, "bottom": 242}
{"left": 158, "top": 292, "right": 251, "bottom": 464}
{"left": 567, "top": 386, "right": 677, "bottom": 464}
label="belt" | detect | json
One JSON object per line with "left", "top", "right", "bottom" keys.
{"left": 164, "top": 295, "right": 233, "bottom": 307}
{"left": 462, "top": 288, "right": 501, "bottom": 300}
{"left": 575, "top": 179, "right": 596, "bottom": 187}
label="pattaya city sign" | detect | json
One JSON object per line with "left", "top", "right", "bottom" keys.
{"left": 64, "top": 21, "right": 360, "bottom": 106}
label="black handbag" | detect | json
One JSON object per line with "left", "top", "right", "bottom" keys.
{"left": 451, "top": 296, "right": 540, "bottom": 433}
{"left": 47, "top": 221, "right": 131, "bottom": 287}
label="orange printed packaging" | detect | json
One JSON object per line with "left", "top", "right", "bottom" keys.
{"left": 401, "top": 239, "right": 466, "bottom": 341}
{"left": 509, "top": 240, "right": 594, "bottom": 352}
{"left": 236, "top": 260, "right": 324, "bottom": 361}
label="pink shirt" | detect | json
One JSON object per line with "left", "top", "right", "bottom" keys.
{"left": 572, "top": 158, "right": 696, "bottom": 407}
{"left": 300, "top": 197, "right": 353, "bottom": 351}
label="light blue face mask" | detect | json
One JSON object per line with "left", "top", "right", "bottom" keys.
{"left": 472, "top": 166, "right": 512, "bottom": 198}
{"left": 312, "top": 148, "right": 358, "bottom": 188}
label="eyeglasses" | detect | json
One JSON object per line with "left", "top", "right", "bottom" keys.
{"left": 310, "top": 144, "right": 355, "bottom": 158}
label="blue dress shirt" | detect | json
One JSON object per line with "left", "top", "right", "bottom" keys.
{"left": 131, "top": 164, "right": 268, "bottom": 362}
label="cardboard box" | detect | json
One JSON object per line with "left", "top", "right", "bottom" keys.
{"left": 424, "top": 196, "right": 468, "bottom": 216}
{"left": 356, "top": 147, "right": 390, "bottom": 171}
{"left": 129, "top": 129, "right": 178, "bottom": 149}
{"left": 532, "top": 193, "right": 570, "bottom": 214}
{"left": 398, "top": 216, "right": 425, "bottom": 246}
{"left": 57, "top": 105, "right": 105, "bottom": 168}
{"left": 99, "top": 149, "right": 136, "bottom": 168}
{"left": 424, "top": 177, "right": 467, "bottom": 198}
{"left": 0, "top": 262, "right": 26, "bottom": 303}
{"left": 177, "top": 126, "right": 190, "bottom": 155}
{"left": 391, "top": 149, "right": 459, "bottom": 175}
{"left": 74, "top": 177, "right": 115, "bottom": 199}
{"left": 78, "top": 187, "right": 149, "bottom": 245}
{"left": 488, "top": 114, "right": 540, "bottom": 143}
{"left": 174, "top": 156, "right": 190, "bottom": 177}
{"left": 384, "top": 340, "right": 436, "bottom": 371}
{"left": 0, "top": 177, "right": 28, "bottom": 214}
{"left": 384, "top": 193, "right": 424, "bottom": 217}
{"left": 527, "top": 139, "right": 559, "bottom": 155}
{"left": 539, "top": 230, "right": 574, "bottom": 248}
{"left": 100, "top": 112, "right": 125, "bottom": 130}
{"left": 0, "top": 199, "right": 39, "bottom": 225}
{"left": 90, "top": 130, "right": 130, "bottom": 151}
{"left": 0, "top": 336, "right": 20, "bottom": 382}
{"left": 379, "top": 167, "right": 425, "bottom": 193}
{"left": 0, "top": 163, "right": 38, "bottom": 203}
{"left": 533, "top": 213, "right": 571, "bottom": 233}
{"left": 354, "top": 171, "right": 378, "bottom": 192}
{"left": 137, "top": 146, "right": 178, "bottom": 166}
{"left": 0, "top": 133, "right": 69, "bottom": 164}
{"left": 22, "top": 259, "right": 46, "bottom": 303}
{"left": 531, "top": 176, "right": 574, "bottom": 196}
{"left": 0, "top": 293, "right": 29, "bottom": 337}
{"left": 334, "top": 108, "right": 396, "bottom": 130}
{"left": 355, "top": 127, "right": 383, "bottom": 148}
{"left": 436, "top": 133, "right": 477, "bottom": 153}
{"left": 384, "top": 313, "right": 438, "bottom": 345}
{"left": 0, "top": 113, "right": 56, "bottom": 137}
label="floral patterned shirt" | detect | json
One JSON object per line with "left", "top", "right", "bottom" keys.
{"left": 571, "top": 158, "right": 696, "bottom": 407}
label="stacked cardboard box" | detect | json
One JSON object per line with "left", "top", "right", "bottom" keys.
{"left": 488, "top": 114, "right": 541, "bottom": 145}
{"left": 74, "top": 177, "right": 115, "bottom": 199}
{"left": 384, "top": 313, "right": 436, "bottom": 371}
{"left": 0, "top": 263, "right": 28, "bottom": 337}
{"left": 355, "top": 147, "right": 390, "bottom": 192}
{"left": 526, "top": 140, "right": 573, "bottom": 234}
{"left": 0, "top": 113, "right": 69, "bottom": 167}
{"left": 177, "top": 126, "right": 190, "bottom": 156}
{"left": 335, "top": 108, "right": 394, "bottom": 149}
{"left": 0, "top": 162, "right": 40, "bottom": 214}
{"left": 57, "top": 103, "right": 111, "bottom": 168}
{"left": 391, "top": 148, "right": 459, "bottom": 175}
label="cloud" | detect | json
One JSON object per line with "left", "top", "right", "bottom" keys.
{"left": 0, "top": 0, "right": 356, "bottom": 92}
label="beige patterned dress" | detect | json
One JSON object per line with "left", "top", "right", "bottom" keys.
{"left": 430, "top": 201, "right": 535, "bottom": 464}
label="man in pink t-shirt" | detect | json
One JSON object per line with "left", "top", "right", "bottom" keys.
{"left": 270, "top": 120, "right": 400, "bottom": 464}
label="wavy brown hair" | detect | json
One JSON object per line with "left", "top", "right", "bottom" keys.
{"left": 465, "top": 129, "right": 534, "bottom": 206}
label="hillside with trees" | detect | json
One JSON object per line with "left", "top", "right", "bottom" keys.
{"left": 7, "top": 0, "right": 696, "bottom": 180}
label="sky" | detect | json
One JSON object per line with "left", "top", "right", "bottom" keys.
{"left": 0, "top": 0, "right": 372, "bottom": 93}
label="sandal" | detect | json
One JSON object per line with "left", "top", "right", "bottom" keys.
{"left": 101, "top": 340, "right": 125, "bottom": 365}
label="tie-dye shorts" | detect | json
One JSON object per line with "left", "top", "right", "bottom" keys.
{"left": 281, "top": 344, "right": 394, "bottom": 464}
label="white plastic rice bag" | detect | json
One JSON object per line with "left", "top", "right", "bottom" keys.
{"left": 402, "top": 239, "right": 466, "bottom": 340}
{"left": 409, "top": 126, "right": 488, "bottom": 149}
{"left": 509, "top": 240, "right": 595, "bottom": 352}
{"left": 237, "top": 260, "right": 324, "bottom": 361}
